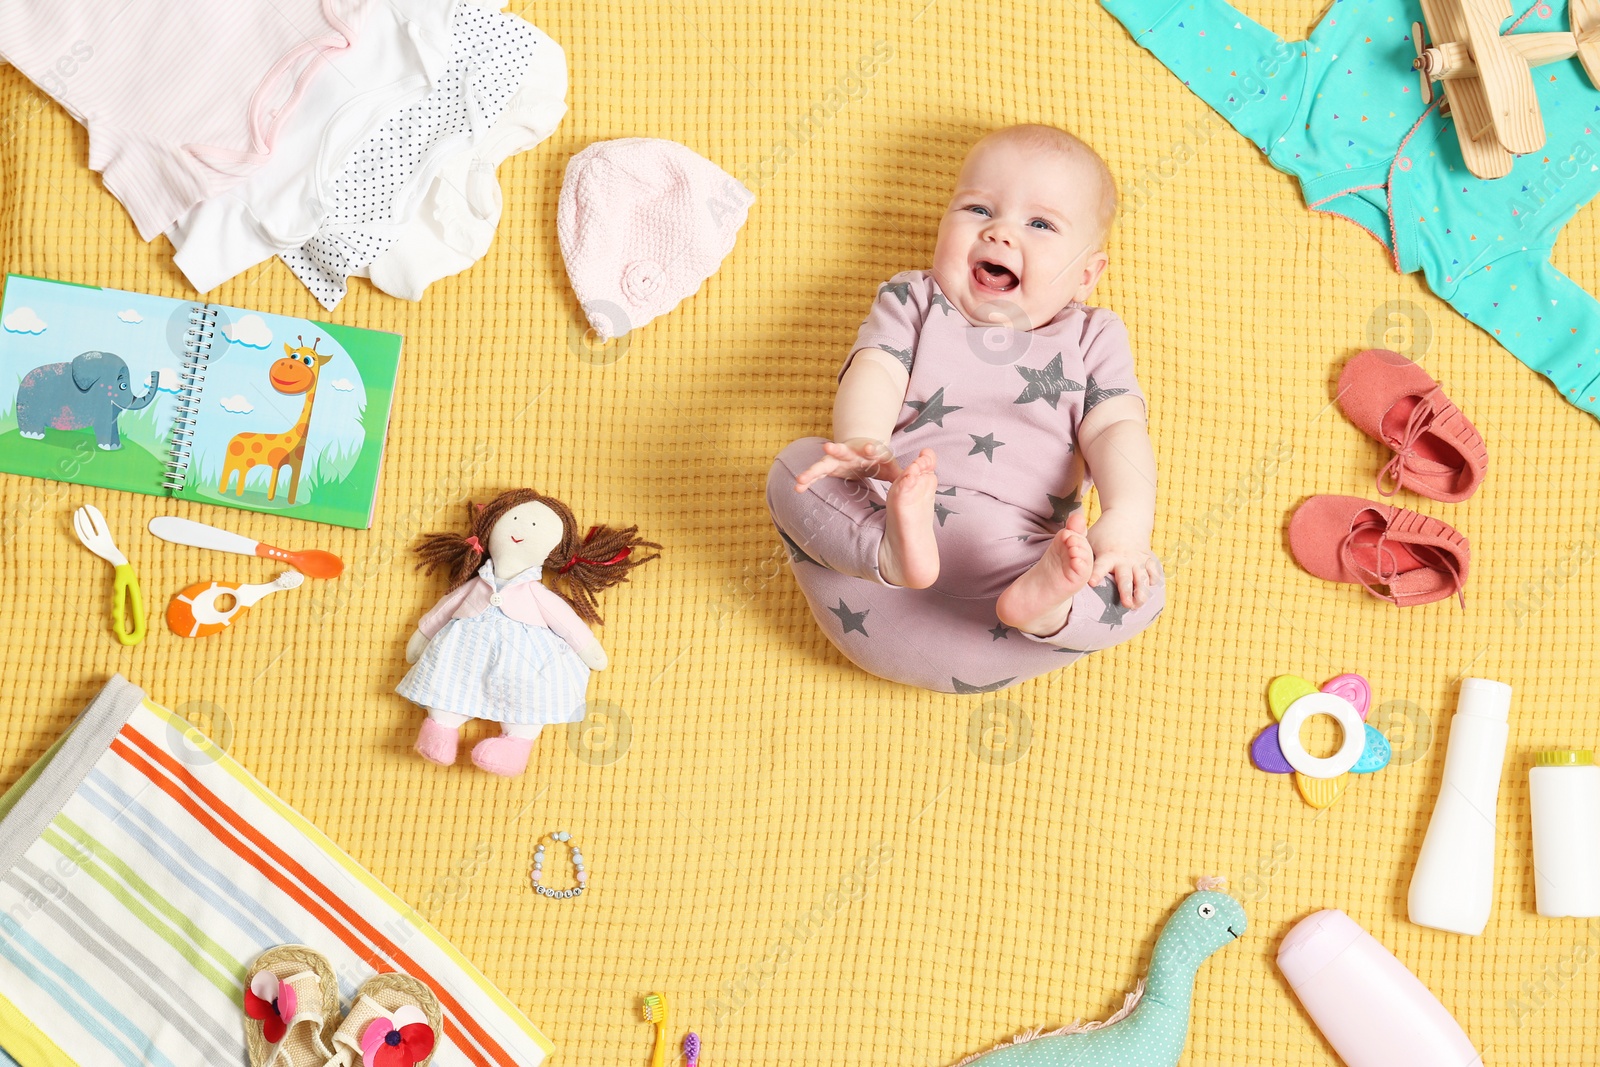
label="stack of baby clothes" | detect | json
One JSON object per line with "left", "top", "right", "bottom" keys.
{"left": 0, "top": 0, "right": 567, "bottom": 310}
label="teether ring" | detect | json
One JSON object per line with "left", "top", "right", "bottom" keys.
{"left": 1251, "top": 672, "right": 1393, "bottom": 809}
{"left": 1275, "top": 693, "right": 1366, "bottom": 778}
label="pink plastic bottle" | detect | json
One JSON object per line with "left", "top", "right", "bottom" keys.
{"left": 1277, "top": 910, "right": 1482, "bottom": 1067}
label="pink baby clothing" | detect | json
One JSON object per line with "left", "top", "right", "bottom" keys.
{"left": 0, "top": 0, "right": 372, "bottom": 240}
{"left": 166, "top": 0, "right": 458, "bottom": 294}
{"left": 356, "top": 53, "right": 569, "bottom": 301}
{"left": 765, "top": 271, "right": 1161, "bottom": 694}
{"left": 278, "top": 3, "right": 549, "bottom": 309}
{"left": 558, "top": 138, "right": 754, "bottom": 340}
{"left": 846, "top": 270, "right": 1147, "bottom": 522}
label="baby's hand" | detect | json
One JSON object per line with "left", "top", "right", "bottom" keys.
{"left": 794, "top": 437, "right": 903, "bottom": 492}
{"left": 1085, "top": 512, "right": 1162, "bottom": 609}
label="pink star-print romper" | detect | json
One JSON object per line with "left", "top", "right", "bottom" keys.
{"left": 765, "top": 271, "right": 1165, "bottom": 694}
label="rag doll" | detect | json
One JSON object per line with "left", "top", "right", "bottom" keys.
{"left": 398, "top": 488, "right": 659, "bottom": 776}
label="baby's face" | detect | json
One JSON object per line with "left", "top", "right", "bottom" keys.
{"left": 931, "top": 137, "right": 1109, "bottom": 330}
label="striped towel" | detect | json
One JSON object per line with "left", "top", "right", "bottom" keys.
{"left": 0, "top": 676, "right": 553, "bottom": 1067}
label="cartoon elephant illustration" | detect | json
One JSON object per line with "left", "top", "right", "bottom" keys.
{"left": 14, "top": 351, "right": 158, "bottom": 450}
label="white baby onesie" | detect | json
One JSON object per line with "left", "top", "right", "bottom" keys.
{"left": 357, "top": 49, "right": 568, "bottom": 302}
{"left": 278, "top": 4, "right": 545, "bottom": 309}
{"left": 166, "top": 0, "right": 458, "bottom": 294}
{"left": 0, "top": 0, "right": 372, "bottom": 240}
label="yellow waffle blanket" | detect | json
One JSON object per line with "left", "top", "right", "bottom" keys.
{"left": 2, "top": 1, "right": 1599, "bottom": 1064}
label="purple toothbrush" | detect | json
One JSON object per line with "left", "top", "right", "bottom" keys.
{"left": 684, "top": 1032, "right": 700, "bottom": 1067}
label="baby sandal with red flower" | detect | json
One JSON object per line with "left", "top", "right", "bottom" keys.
{"left": 325, "top": 972, "right": 442, "bottom": 1067}
{"left": 243, "top": 946, "right": 339, "bottom": 1067}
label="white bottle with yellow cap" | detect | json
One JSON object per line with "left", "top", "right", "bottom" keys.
{"left": 1530, "top": 749, "right": 1600, "bottom": 918}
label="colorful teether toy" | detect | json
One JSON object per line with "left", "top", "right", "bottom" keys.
{"left": 1251, "top": 673, "right": 1392, "bottom": 808}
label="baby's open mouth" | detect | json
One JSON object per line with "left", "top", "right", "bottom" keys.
{"left": 973, "top": 260, "right": 1019, "bottom": 293}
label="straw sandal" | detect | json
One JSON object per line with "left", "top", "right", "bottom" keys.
{"left": 244, "top": 946, "right": 339, "bottom": 1067}
{"left": 325, "top": 972, "right": 443, "bottom": 1067}
{"left": 1337, "top": 349, "right": 1487, "bottom": 502}
{"left": 1289, "top": 495, "right": 1470, "bottom": 607}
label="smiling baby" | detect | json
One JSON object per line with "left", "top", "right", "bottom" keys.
{"left": 765, "top": 124, "right": 1164, "bottom": 693}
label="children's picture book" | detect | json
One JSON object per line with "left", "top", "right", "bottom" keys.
{"left": 0, "top": 274, "right": 401, "bottom": 529}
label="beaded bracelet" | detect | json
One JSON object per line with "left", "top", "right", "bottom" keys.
{"left": 530, "top": 831, "right": 587, "bottom": 898}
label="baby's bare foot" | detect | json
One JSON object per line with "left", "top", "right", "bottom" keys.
{"left": 996, "top": 524, "right": 1094, "bottom": 636}
{"left": 879, "top": 449, "right": 940, "bottom": 589}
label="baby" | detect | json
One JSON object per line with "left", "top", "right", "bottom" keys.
{"left": 765, "top": 124, "right": 1164, "bottom": 694}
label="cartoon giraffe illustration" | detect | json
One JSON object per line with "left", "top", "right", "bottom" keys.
{"left": 218, "top": 336, "right": 331, "bottom": 504}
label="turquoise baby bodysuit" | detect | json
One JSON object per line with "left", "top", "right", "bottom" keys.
{"left": 1101, "top": 0, "right": 1600, "bottom": 419}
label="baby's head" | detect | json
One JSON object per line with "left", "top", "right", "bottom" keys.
{"left": 932, "top": 124, "right": 1117, "bottom": 330}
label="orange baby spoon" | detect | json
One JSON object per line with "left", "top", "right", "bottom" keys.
{"left": 148, "top": 516, "right": 343, "bottom": 578}
{"left": 167, "top": 572, "right": 305, "bottom": 637}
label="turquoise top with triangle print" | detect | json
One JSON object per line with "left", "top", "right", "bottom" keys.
{"left": 1101, "top": 0, "right": 1600, "bottom": 419}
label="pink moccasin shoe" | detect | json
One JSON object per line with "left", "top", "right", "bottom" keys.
{"left": 1337, "top": 349, "right": 1487, "bottom": 502}
{"left": 1289, "top": 495, "right": 1470, "bottom": 607}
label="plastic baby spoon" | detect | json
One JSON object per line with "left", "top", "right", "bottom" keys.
{"left": 166, "top": 571, "right": 305, "bottom": 638}
{"left": 147, "top": 516, "right": 343, "bottom": 578}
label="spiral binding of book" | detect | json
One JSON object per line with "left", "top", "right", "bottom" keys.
{"left": 162, "top": 305, "right": 218, "bottom": 492}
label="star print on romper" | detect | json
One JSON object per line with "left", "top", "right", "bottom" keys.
{"left": 878, "top": 280, "right": 913, "bottom": 304}
{"left": 933, "top": 500, "right": 958, "bottom": 526}
{"left": 1092, "top": 578, "right": 1132, "bottom": 627}
{"left": 988, "top": 622, "right": 1012, "bottom": 640}
{"left": 952, "top": 676, "right": 1017, "bottom": 694}
{"left": 930, "top": 292, "right": 957, "bottom": 315}
{"left": 967, "top": 432, "right": 1004, "bottom": 461}
{"left": 1047, "top": 488, "right": 1082, "bottom": 523}
{"left": 879, "top": 344, "right": 914, "bottom": 373}
{"left": 775, "top": 526, "right": 819, "bottom": 566}
{"left": 1013, "top": 353, "right": 1083, "bottom": 408}
{"left": 1083, "top": 373, "right": 1131, "bottom": 413}
{"left": 902, "top": 387, "right": 963, "bottom": 431}
{"left": 828, "top": 599, "right": 870, "bottom": 636}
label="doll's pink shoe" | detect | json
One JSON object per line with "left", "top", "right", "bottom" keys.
{"left": 1337, "top": 349, "right": 1487, "bottom": 502}
{"left": 1289, "top": 495, "right": 1469, "bottom": 607}
{"left": 414, "top": 719, "right": 460, "bottom": 766}
{"left": 471, "top": 735, "right": 535, "bottom": 777}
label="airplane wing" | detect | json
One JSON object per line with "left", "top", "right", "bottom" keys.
{"left": 1462, "top": 0, "right": 1544, "bottom": 153}
{"left": 1419, "top": 0, "right": 1518, "bottom": 177}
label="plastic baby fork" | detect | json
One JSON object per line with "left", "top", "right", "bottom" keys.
{"left": 72, "top": 504, "right": 146, "bottom": 646}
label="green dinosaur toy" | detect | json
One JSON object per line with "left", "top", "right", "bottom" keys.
{"left": 954, "top": 880, "right": 1247, "bottom": 1067}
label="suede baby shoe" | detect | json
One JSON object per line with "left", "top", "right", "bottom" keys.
{"left": 1289, "top": 495, "right": 1470, "bottom": 607}
{"left": 1337, "top": 349, "right": 1487, "bottom": 502}
{"left": 244, "top": 946, "right": 339, "bottom": 1067}
{"left": 325, "top": 971, "right": 442, "bottom": 1067}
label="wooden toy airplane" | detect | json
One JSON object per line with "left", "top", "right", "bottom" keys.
{"left": 1412, "top": 0, "right": 1600, "bottom": 178}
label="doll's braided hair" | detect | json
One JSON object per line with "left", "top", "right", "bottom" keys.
{"left": 413, "top": 488, "right": 660, "bottom": 624}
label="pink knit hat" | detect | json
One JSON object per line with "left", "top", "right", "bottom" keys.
{"left": 558, "top": 138, "right": 754, "bottom": 341}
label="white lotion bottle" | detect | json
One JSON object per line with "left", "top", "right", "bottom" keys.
{"left": 1408, "top": 678, "right": 1513, "bottom": 935}
{"left": 1529, "top": 749, "right": 1600, "bottom": 918}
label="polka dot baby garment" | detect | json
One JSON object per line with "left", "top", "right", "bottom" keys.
{"left": 279, "top": 3, "right": 546, "bottom": 308}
